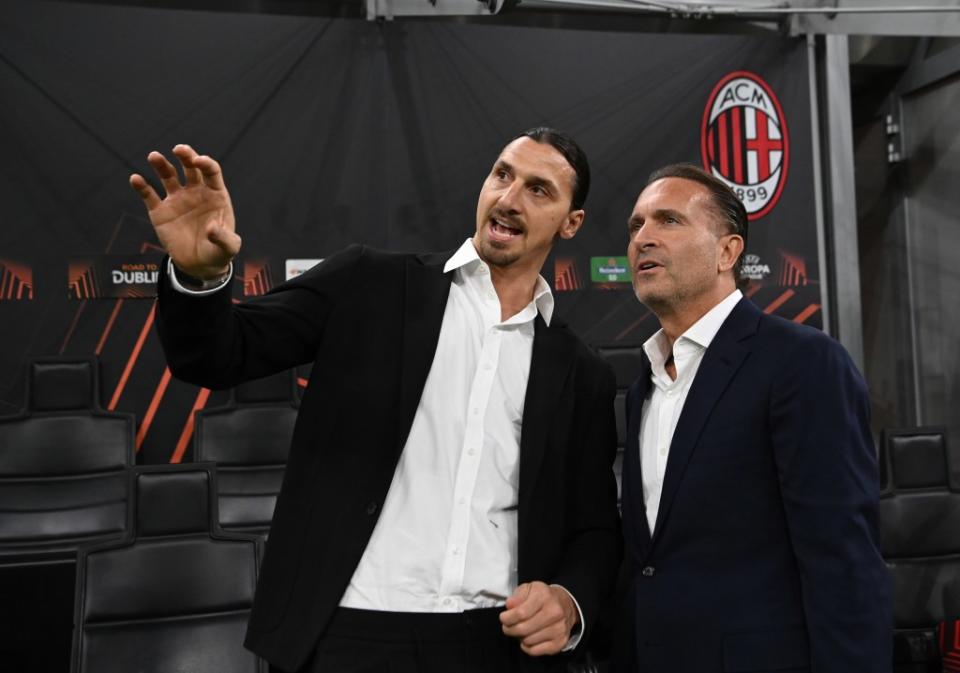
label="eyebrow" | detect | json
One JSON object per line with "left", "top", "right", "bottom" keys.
{"left": 494, "top": 160, "right": 561, "bottom": 196}
{"left": 628, "top": 208, "right": 685, "bottom": 228}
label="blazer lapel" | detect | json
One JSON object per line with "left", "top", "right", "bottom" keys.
{"left": 623, "top": 355, "right": 654, "bottom": 551}
{"left": 519, "top": 317, "right": 575, "bottom": 507}
{"left": 651, "top": 298, "right": 760, "bottom": 542}
{"left": 396, "top": 251, "right": 453, "bottom": 456}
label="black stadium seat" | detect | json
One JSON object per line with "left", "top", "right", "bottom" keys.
{"left": 194, "top": 370, "right": 298, "bottom": 535}
{"left": 879, "top": 426, "right": 960, "bottom": 672}
{"left": 0, "top": 357, "right": 134, "bottom": 566}
{"left": 596, "top": 347, "right": 645, "bottom": 502}
{"left": 71, "top": 463, "right": 265, "bottom": 673}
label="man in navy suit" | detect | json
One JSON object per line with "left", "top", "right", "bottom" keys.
{"left": 613, "top": 164, "right": 891, "bottom": 672}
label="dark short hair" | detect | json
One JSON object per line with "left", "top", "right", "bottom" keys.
{"left": 515, "top": 127, "right": 590, "bottom": 211}
{"left": 647, "top": 163, "right": 749, "bottom": 286}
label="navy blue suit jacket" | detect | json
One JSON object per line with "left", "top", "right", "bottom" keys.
{"left": 614, "top": 297, "right": 891, "bottom": 673}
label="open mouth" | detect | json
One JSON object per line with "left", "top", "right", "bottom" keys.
{"left": 636, "top": 261, "right": 662, "bottom": 273}
{"left": 489, "top": 217, "right": 523, "bottom": 240}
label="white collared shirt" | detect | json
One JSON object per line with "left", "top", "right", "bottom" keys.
{"left": 342, "top": 239, "right": 589, "bottom": 648}
{"left": 639, "top": 289, "right": 742, "bottom": 534}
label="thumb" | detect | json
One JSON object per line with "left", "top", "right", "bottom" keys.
{"left": 207, "top": 223, "right": 242, "bottom": 258}
{"left": 506, "top": 583, "right": 531, "bottom": 609}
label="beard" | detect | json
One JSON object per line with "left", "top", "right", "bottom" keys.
{"left": 475, "top": 236, "right": 522, "bottom": 268}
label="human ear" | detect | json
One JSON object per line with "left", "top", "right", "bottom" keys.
{"left": 718, "top": 234, "right": 744, "bottom": 272}
{"left": 559, "top": 210, "right": 585, "bottom": 240}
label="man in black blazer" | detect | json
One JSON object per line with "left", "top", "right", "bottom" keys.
{"left": 613, "top": 164, "right": 890, "bottom": 672}
{"left": 132, "top": 129, "right": 621, "bottom": 673}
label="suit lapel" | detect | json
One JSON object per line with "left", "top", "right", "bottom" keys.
{"left": 396, "top": 252, "right": 453, "bottom": 456}
{"left": 651, "top": 298, "right": 760, "bottom": 542}
{"left": 519, "top": 317, "right": 575, "bottom": 507}
{"left": 623, "top": 355, "right": 653, "bottom": 550}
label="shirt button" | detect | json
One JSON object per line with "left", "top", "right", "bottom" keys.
{"left": 659, "top": 446, "right": 667, "bottom": 456}
{"left": 467, "top": 448, "right": 476, "bottom": 456}
{"left": 641, "top": 566, "right": 656, "bottom": 577}
{"left": 483, "top": 363, "right": 493, "bottom": 371}
{"left": 459, "top": 498, "right": 466, "bottom": 505}
{"left": 472, "top": 407, "right": 479, "bottom": 415}
{"left": 452, "top": 547, "right": 460, "bottom": 556}
{"left": 443, "top": 597, "right": 453, "bottom": 606}
{"left": 667, "top": 389, "right": 676, "bottom": 397}
{"left": 365, "top": 501, "right": 378, "bottom": 515}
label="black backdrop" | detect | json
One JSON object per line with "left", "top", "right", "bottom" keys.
{"left": 0, "top": 0, "right": 820, "bottom": 463}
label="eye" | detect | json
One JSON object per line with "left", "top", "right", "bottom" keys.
{"left": 530, "top": 184, "right": 547, "bottom": 196}
{"left": 494, "top": 169, "right": 509, "bottom": 181}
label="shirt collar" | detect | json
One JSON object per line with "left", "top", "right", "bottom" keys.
{"left": 444, "top": 238, "right": 554, "bottom": 326}
{"left": 642, "top": 288, "right": 743, "bottom": 371}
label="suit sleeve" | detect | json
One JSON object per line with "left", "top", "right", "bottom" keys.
{"left": 155, "top": 244, "right": 365, "bottom": 389}
{"left": 769, "top": 332, "right": 892, "bottom": 672}
{"left": 552, "top": 358, "right": 623, "bottom": 646}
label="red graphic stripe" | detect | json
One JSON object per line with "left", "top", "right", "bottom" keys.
{"left": 763, "top": 289, "right": 795, "bottom": 315}
{"left": 95, "top": 298, "right": 126, "bottom": 356}
{"left": 108, "top": 303, "right": 156, "bottom": 410}
{"left": 615, "top": 310, "right": 654, "bottom": 341}
{"left": 792, "top": 304, "right": 820, "bottom": 324}
{"left": 718, "top": 112, "right": 729, "bottom": 177}
{"left": 59, "top": 300, "right": 88, "bottom": 354}
{"left": 732, "top": 106, "right": 744, "bottom": 184}
{"left": 170, "top": 388, "right": 211, "bottom": 464}
{"left": 136, "top": 367, "right": 172, "bottom": 452}
{"left": 707, "top": 128, "right": 715, "bottom": 164}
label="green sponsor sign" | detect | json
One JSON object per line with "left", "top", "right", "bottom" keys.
{"left": 590, "top": 256, "right": 631, "bottom": 283}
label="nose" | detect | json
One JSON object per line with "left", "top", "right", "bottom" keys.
{"left": 629, "top": 222, "right": 656, "bottom": 252}
{"left": 496, "top": 179, "right": 523, "bottom": 214}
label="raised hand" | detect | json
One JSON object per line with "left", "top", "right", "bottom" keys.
{"left": 130, "top": 144, "right": 241, "bottom": 280}
{"left": 499, "top": 581, "right": 579, "bottom": 656}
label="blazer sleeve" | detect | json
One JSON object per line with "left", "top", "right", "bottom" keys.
{"left": 768, "top": 331, "right": 892, "bottom": 672}
{"left": 552, "top": 356, "right": 623, "bottom": 644}
{"left": 155, "top": 244, "right": 365, "bottom": 389}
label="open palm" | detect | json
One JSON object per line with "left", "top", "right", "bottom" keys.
{"left": 130, "top": 144, "right": 241, "bottom": 279}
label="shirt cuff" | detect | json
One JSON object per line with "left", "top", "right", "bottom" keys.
{"left": 551, "top": 584, "right": 585, "bottom": 652}
{"left": 167, "top": 258, "right": 233, "bottom": 296}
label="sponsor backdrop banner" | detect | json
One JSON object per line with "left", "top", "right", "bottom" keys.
{"left": 0, "top": 1, "right": 819, "bottom": 463}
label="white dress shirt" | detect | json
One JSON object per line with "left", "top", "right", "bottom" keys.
{"left": 639, "top": 289, "right": 742, "bottom": 534}
{"left": 169, "top": 240, "right": 583, "bottom": 647}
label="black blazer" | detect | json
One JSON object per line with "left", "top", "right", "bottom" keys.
{"left": 156, "top": 245, "right": 622, "bottom": 672}
{"left": 614, "top": 298, "right": 891, "bottom": 673}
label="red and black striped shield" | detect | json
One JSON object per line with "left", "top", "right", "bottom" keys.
{"left": 701, "top": 71, "right": 789, "bottom": 220}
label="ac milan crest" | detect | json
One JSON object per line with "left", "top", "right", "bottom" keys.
{"left": 701, "top": 71, "right": 789, "bottom": 220}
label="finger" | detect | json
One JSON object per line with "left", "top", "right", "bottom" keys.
{"left": 502, "top": 605, "right": 557, "bottom": 638}
{"left": 520, "top": 638, "right": 565, "bottom": 657}
{"left": 129, "top": 173, "right": 162, "bottom": 211}
{"left": 172, "top": 144, "right": 202, "bottom": 186}
{"left": 147, "top": 151, "right": 182, "bottom": 196}
{"left": 520, "top": 619, "right": 566, "bottom": 647}
{"left": 194, "top": 154, "right": 228, "bottom": 192}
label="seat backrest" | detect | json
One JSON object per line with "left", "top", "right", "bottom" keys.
{"left": 879, "top": 427, "right": 960, "bottom": 634}
{"left": 194, "top": 370, "right": 298, "bottom": 534}
{"left": 72, "top": 464, "right": 264, "bottom": 673}
{"left": 0, "top": 358, "right": 134, "bottom": 565}
{"left": 596, "top": 347, "right": 645, "bottom": 503}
